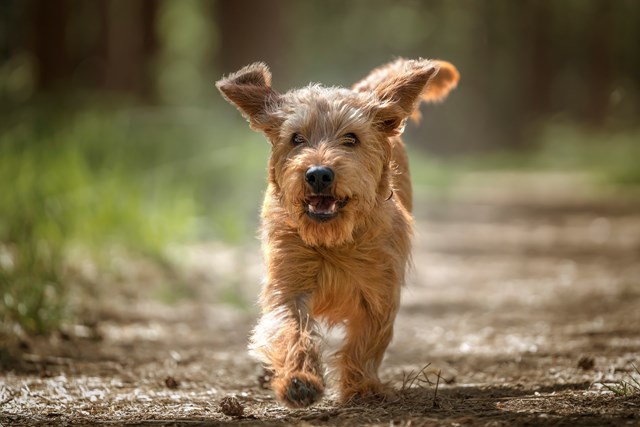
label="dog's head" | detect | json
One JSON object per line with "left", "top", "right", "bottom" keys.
{"left": 217, "top": 59, "right": 458, "bottom": 247}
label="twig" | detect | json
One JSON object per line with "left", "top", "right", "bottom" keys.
{"left": 422, "top": 368, "right": 434, "bottom": 386}
{"left": 403, "top": 363, "right": 432, "bottom": 390}
{"left": 433, "top": 369, "right": 441, "bottom": 408}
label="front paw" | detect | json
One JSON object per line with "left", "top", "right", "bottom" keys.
{"left": 273, "top": 372, "right": 324, "bottom": 408}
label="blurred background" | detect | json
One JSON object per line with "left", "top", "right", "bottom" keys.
{"left": 1, "top": 0, "right": 639, "bottom": 336}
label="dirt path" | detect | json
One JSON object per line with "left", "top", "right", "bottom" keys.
{"left": 2, "top": 174, "right": 640, "bottom": 426}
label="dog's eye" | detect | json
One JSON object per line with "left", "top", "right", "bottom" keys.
{"left": 291, "top": 133, "right": 306, "bottom": 146}
{"left": 342, "top": 133, "right": 359, "bottom": 147}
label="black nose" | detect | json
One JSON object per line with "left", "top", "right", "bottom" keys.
{"left": 305, "top": 166, "right": 334, "bottom": 192}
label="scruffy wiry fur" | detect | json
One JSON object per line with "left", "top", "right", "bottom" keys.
{"left": 216, "top": 58, "right": 458, "bottom": 408}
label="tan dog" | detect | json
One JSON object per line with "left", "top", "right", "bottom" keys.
{"left": 216, "top": 58, "right": 458, "bottom": 407}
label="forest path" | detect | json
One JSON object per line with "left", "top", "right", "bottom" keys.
{"left": 2, "top": 173, "right": 640, "bottom": 426}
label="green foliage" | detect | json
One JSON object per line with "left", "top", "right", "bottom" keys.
{"left": 408, "top": 147, "right": 462, "bottom": 194}
{"left": 0, "top": 107, "right": 268, "bottom": 334}
{"left": 156, "top": 0, "right": 216, "bottom": 105}
{"left": 410, "top": 124, "right": 640, "bottom": 189}
{"left": 220, "top": 284, "right": 250, "bottom": 311}
{"left": 531, "top": 125, "right": 640, "bottom": 186}
{"left": 0, "top": 240, "right": 65, "bottom": 335}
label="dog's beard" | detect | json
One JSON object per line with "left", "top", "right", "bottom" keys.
{"left": 297, "top": 208, "right": 356, "bottom": 247}
{"left": 278, "top": 194, "right": 355, "bottom": 248}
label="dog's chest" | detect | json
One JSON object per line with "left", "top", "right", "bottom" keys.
{"left": 309, "top": 244, "right": 399, "bottom": 323}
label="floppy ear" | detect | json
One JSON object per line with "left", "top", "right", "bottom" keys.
{"left": 364, "top": 59, "right": 438, "bottom": 135}
{"left": 421, "top": 60, "right": 460, "bottom": 103}
{"left": 216, "top": 62, "right": 281, "bottom": 133}
{"left": 353, "top": 58, "right": 459, "bottom": 134}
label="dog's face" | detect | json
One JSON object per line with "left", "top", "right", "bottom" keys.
{"left": 217, "top": 60, "right": 458, "bottom": 247}
{"left": 267, "top": 86, "right": 397, "bottom": 248}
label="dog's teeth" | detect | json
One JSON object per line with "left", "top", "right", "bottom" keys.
{"left": 308, "top": 197, "right": 339, "bottom": 215}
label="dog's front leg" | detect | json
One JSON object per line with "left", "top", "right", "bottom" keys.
{"left": 250, "top": 294, "right": 324, "bottom": 408}
{"left": 337, "top": 299, "right": 398, "bottom": 404}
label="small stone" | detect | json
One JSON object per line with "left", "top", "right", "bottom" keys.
{"left": 219, "top": 395, "right": 245, "bottom": 417}
{"left": 164, "top": 376, "right": 180, "bottom": 389}
{"left": 577, "top": 355, "right": 595, "bottom": 370}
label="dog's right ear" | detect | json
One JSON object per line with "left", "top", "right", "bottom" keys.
{"left": 216, "top": 62, "right": 281, "bottom": 132}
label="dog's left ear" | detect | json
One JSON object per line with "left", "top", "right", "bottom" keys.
{"left": 354, "top": 59, "right": 459, "bottom": 135}
{"left": 216, "top": 62, "right": 282, "bottom": 133}
{"left": 421, "top": 60, "right": 460, "bottom": 103}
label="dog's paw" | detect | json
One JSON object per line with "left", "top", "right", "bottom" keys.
{"left": 273, "top": 372, "right": 324, "bottom": 408}
{"left": 341, "top": 380, "right": 397, "bottom": 406}
{"left": 285, "top": 376, "right": 323, "bottom": 407}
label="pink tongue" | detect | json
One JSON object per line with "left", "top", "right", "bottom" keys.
{"left": 308, "top": 196, "right": 337, "bottom": 214}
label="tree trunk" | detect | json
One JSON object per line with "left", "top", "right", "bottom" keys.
{"left": 585, "top": 0, "right": 612, "bottom": 127}
{"left": 32, "top": 0, "right": 71, "bottom": 92}
{"left": 102, "top": 0, "right": 158, "bottom": 100}
{"left": 216, "top": 0, "right": 290, "bottom": 82}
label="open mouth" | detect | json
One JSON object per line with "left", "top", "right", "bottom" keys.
{"left": 305, "top": 195, "right": 349, "bottom": 222}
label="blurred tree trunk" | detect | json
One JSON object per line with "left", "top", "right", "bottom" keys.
{"left": 29, "top": 0, "right": 158, "bottom": 99}
{"left": 216, "top": 0, "right": 290, "bottom": 82}
{"left": 102, "top": 0, "right": 159, "bottom": 101}
{"left": 32, "top": 0, "right": 71, "bottom": 91}
{"left": 585, "top": 0, "right": 612, "bottom": 126}
{"left": 525, "top": 0, "right": 552, "bottom": 118}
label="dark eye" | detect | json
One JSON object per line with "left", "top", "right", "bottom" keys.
{"left": 342, "top": 133, "right": 359, "bottom": 147}
{"left": 291, "top": 133, "right": 306, "bottom": 146}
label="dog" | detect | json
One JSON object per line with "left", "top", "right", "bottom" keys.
{"left": 216, "top": 58, "right": 458, "bottom": 407}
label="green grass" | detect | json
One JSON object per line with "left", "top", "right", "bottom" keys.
{"left": 408, "top": 149, "right": 462, "bottom": 195}
{"left": 0, "top": 106, "right": 268, "bottom": 334}
{"left": 532, "top": 125, "right": 640, "bottom": 186}
{"left": 601, "top": 364, "right": 640, "bottom": 396}
{"left": 410, "top": 123, "right": 640, "bottom": 196}
{"left": 469, "top": 124, "right": 640, "bottom": 185}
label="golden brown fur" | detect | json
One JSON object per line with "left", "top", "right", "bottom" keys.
{"left": 216, "top": 58, "right": 458, "bottom": 408}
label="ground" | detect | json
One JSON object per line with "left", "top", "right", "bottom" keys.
{"left": 1, "top": 172, "right": 640, "bottom": 426}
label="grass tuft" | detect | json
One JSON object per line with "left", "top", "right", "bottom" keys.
{"left": 600, "top": 363, "right": 640, "bottom": 396}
